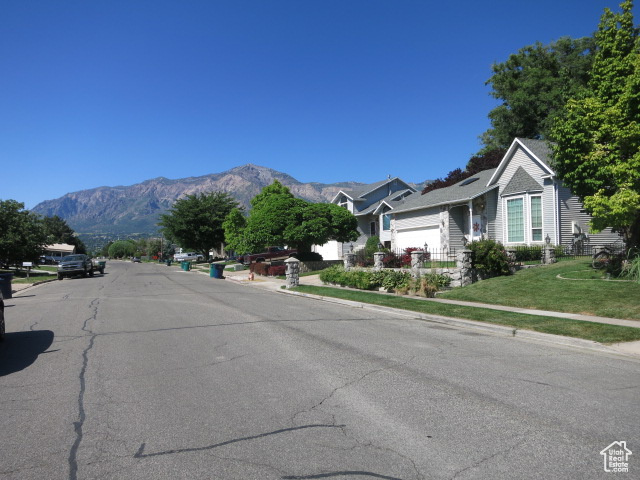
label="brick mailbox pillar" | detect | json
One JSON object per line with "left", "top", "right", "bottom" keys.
{"left": 285, "top": 257, "right": 300, "bottom": 289}
{"left": 343, "top": 253, "right": 355, "bottom": 272}
{"left": 411, "top": 250, "right": 423, "bottom": 278}
{"left": 373, "top": 252, "right": 385, "bottom": 271}
{"left": 456, "top": 249, "right": 473, "bottom": 286}
{"left": 543, "top": 245, "right": 556, "bottom": 264}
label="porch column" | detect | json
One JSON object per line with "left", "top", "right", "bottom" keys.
{"left": 468, "top": 200, "right": 473, "bottom": 240}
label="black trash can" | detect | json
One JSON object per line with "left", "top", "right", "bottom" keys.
{"left": 0, "top": 273, "right": 13, "bottom": 299}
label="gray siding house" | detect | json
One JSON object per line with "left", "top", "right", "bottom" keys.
{"left": 389, "top": 138, "right": 621, "bottom": 253}
{"left": 313, "top": 177, "right": 415, "bottom": 259}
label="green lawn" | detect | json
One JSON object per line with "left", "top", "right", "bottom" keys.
{"left": 292, "top": 285, "right": 640, "bottom": 344}
{"left": 0, "top": 268, "right": 56, "bottom": 284}
{"left": 438, "top": 259, "right": 640, "bottom": 320}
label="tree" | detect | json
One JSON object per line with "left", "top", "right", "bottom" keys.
{"left": 481, "top": 36, "right": 595, "bottom": 152}
{"left": 0, "top": 199, "right": 48, "bottom": 267}
{"left": 107, "top": 240, "right": 136, "bottom": 258}
{"left": 41, "top": 215, "right": 86, "bottom": 254}
{"left": 158, "top": 192, "right": 239, "bottom": 256}
{"left": 551, "top": 0, "right": 640, "bottom": 248}
{"left": 240, "top": 182, "right": 359, "bottom": 253}
{"left": 222, "top": 208, "right": 248, "bottom": 254}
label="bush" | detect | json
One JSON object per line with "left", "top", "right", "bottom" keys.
{"left": 468, "top": 239, "right": 511, "bottom": 277}
{"left": 250, "top": 262, "right": 287, "bottom": 276}
{"left": 268, "top": 265, "right": 286, "bottom": 276}
{"left": 382, "top": 247, "right": 425, "bottom": 268}
{"left": 364, "top": 236, "right": 381, "bottom": 259}
{"left": 513, "top": 246, "right": 543, "bottom": 262}
{"left": 319, "top": 266, "right": 424, "bottom": 294}
{"left": 294, "top": 251, "right": 323, "bottom": 262}
{"left": 619, "top": 249, "right": 640, "bottom": 282}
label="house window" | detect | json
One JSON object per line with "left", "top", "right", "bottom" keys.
{"left": 506, "top": 198, "right": 524, "bottom": 243}
{"left": 370, "top": 221, "right": 377, "bottom": 236}
{"left": 530, "top": 196, "right": 542, "bottom": 242}
{"left": 382, "top": 214, "right": 391, "bottom": 231}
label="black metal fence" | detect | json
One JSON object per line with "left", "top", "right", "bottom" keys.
{"left": 507, "top": 243, "right": 626, "bottom": 265}
{"left": 352, "top": 247, "right": 459, "bottom": 269}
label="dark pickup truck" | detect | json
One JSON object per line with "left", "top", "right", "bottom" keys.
{"left": 238, "top": 246, "right": 298, "bottom": 265}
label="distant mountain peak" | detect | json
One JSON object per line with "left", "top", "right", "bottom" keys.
{"left": 31, "top": 165, "right": 364, "bottom": 235}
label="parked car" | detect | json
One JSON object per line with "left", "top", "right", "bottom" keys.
{"left": 237, "top": 246, "right": 298, "bottom": 265}
{"left": 131, "top": 257, "right": 141, "bottom": 263}
{"left": 173, "top": 252, "right": 204, "bottom": 262}
{"left": 39, "top": 255, "right": 59, "bottom": 265}
{"left": 57, "top": 254, "right": 94, "bottom": 280}
{"left": 0, "top": 290, "right": 4, "bottom": 341}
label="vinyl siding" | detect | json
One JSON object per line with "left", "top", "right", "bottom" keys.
{"left": 558, "top": 184, "right": 621, "bottom": 247}
{"left": 486, "top": 189, "right": 498, "bottom": 240}
{"left": 542, "top": 178, "right": 557, "bottom": 244}
{"left": 449, "top": 206, "right": 466, "bottom": 251}
{"left": 394, "top": 208, "right": 440, "bottom": 231}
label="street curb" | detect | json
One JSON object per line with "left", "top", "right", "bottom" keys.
{"left": 277, "top": 289, "right": 637, "bottom": 359}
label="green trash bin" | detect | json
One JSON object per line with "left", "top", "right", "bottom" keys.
{"left": 210, "top": 263, "right": 225, "bottom": 279}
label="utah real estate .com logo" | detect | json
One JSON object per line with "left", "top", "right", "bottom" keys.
{"left": 601, "top": 441, "right": 632, "bottom": 473}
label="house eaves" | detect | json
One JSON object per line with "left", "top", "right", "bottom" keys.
{"left": 330, "top": 190, "right": 355, "bottom": 204}
{"left": 391, "top": 168, "right": 498, "bottom": 215}
{"left": 392, "top": 186, "right": 499, "bottom": 215}
{"left": 488, "top": 138, "right": 555, "bottom": 187}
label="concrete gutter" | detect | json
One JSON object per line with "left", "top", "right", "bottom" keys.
{"left": 221, "top": 270, "right": 640, "bottom": 359}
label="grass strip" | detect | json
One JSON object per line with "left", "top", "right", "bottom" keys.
{"left": 292, "top": 285, "right": 640, "bottom": 344}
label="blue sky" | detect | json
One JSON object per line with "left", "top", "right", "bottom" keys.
{"left": 1, "top": 0, "right": 628, "bottom": 209}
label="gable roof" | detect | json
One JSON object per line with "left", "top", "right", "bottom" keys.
{"left": 501, "top": 166, "right": 543, "bottom": 196}
{"left": 488, "top": 138, "right": 555, "bottom": 186}
{"left": 331, "top": 177, "right": 415, "bottom": 204}
{"left": 392, "top": 168, "right": 498, "bottom": 214}
{"left": 356, "top": 189, "right": 415, "bottom": 216}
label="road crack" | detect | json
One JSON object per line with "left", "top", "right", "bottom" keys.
{"left": 67, "top": 298, "right": 100, "bottom": 480}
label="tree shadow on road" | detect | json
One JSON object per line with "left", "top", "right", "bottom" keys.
{"left": 0, "top": 330, "right": 54, "bottom": 377}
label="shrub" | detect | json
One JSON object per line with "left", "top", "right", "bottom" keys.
{"left": 421, "top": 272, "right": 451, "bottom": 288}
{"left": 382, "top": 247, "right": 425, "bottom": 268}
{"left": 250, "top": 262, "right": 286, "bottom": 276}
{"left": 619, "top": 249, "right": 640, "bottom": 282}
{"left": 250, "top": 262, "right": 268, "bottom": 276}
{"left": 381, "top": 270, "right": 411, "bottom": 291}
{"left": 468, "top": 239, "right": 511, "bottom": 277}
{"left": 268, "top": 265, "right": 286, "bottom": 276}
{"left": 364, "top": 236, "right": 381, "bottom": 258}
{"left": 513, "top": 246, "right": 542, "bottom": 262}
{"left": 294, "top": 251, "right": 323, "bottom": 262}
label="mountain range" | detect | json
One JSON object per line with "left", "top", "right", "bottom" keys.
{"left": 32, "top": 164, "right": 410, "bottom": 236}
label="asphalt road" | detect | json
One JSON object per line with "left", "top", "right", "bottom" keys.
{"left": 1, "top": 261, "right": 638, "bottom": 480}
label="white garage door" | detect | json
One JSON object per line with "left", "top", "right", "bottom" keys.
{"left": 396, "top": 225, "right": 440, "bottom": 251}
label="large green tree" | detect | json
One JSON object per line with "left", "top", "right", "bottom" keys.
{"left": 551, "top": 0, "right": 640, "bottom": 248}
{"left": 239, "top": 181, "right": 359, "bottom": 253}
{"left": 42, "top": 215, "right": 86, "bottom": 254}
{"left": 158, "top": 192, "right": 239, "bottom": 256}
{"left": 222, "top": 208, "right": 248, "bottom": 254}
{"left": 481, "top": 36, "right": 595, "bottom": 152}
{"left": 107, "top": 239, "right": 137, "bottom": 258}
{"left": 0, "top": 199, "right": 48, "bottom": 267}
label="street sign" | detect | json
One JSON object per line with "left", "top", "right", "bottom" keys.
{"left": 22, "top": 262, "right": 33, "bottom": 267}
